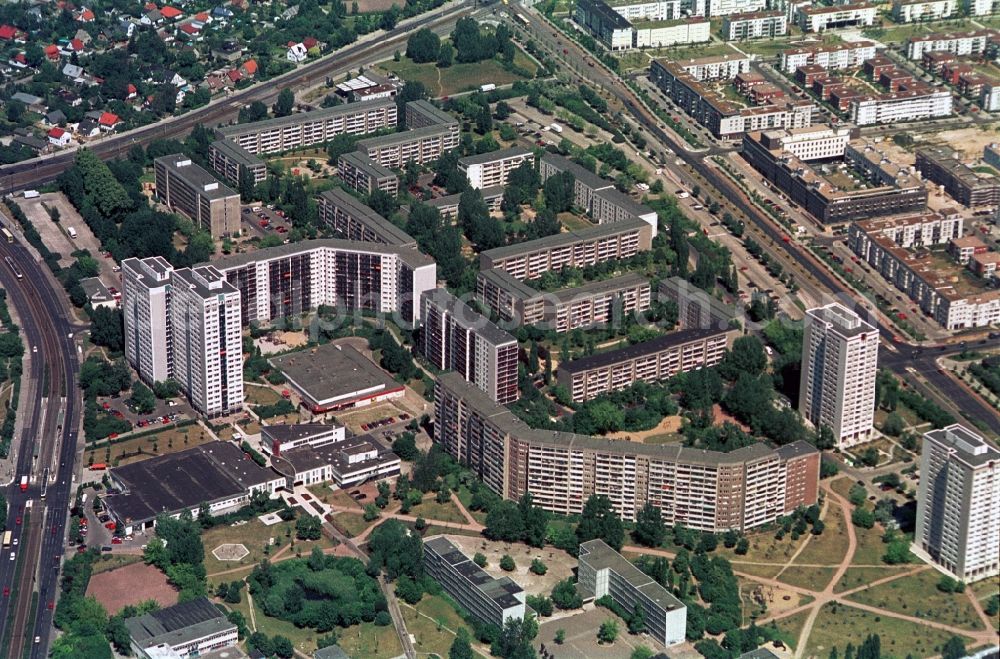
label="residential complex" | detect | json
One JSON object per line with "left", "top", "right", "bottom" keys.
{"left": 799, "top": 303, "right": 878, "bottom": 448}
{"left": 126, "top": 597, "right": 238, "bottom": 659}
{"left": 459, "top": 147, "right": 534, "bottom": 190}
{"left": 424, "top": 536, "right": 526, "bottom": 627}
{"left": 421, "top": 288, "right": 520, "bottom": 404}
{"left": 208, "top": 138, "right": 267, "bottom": 185}
{"left": 209, "top": 238, "right": 436, "bottom": 325}
{"left": 915, "top": 145, "right": 1000, "bottom": 207}
{"left": 575, "top": 0, "right": 710, "bottom": 50}
{"left": 476, "top": 269, "right": 652, "bottom": 333}
{"left": 659, "top": 276, "right": 738, "bottom": 330}
{"left": 122, "top": 258, "right": 243, "bottom": 416}
{"left": 578, "top": 539, "right": 687, "bottom": 647}
{"left": 852, "top": 87, "right": 953, "bottom": 126}
{"left": 913, "top": 425, "right": 1000, "bottom": 583}
{"left": 215, "top": 98, "right": 398, "bottom": 155}
{"left": 479, "top": 218, "right": 654, "bottom": 280}
{"left": 317, "top": 187, "right": 416, "bottom": 248}
{"left": 906, "top": 30, "right": 994, "bottom": 60}
{"left": 434, "top": 372, "right": 820, "bottom": 531}
{"left": 778, "top": 41, "right": 878, "bottom": 73}
{"left": 337, "top": 151, "right": 400, "bottom": 197}
{"left": 267, "top": 423, "right": 401, "bottom": 488}
{"left": 742, "top": 127, "right": 927, "bottom": 223}
{"left": 794, "top": 3, "right": 876, "bottom": 32}
{"left": 666, "top": 53, "right": 751, "bottom": 81}
{"left": 153, "top": 154, "right": 241, "bottom": 239}
{"left": 892, "top": 0, "right": 957, "bottom": 22}
{"left": 557, "top": 328, "right": 732, "bottom": 403}
{"left": 721, "top": 11, "right": 788, "bottom": 40}
{"left": 356, "top": 124, "right": 460, "bottom": 168}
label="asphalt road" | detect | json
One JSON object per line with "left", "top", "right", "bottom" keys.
{"left": 518, "top": 8, "right": 1000, "bottom": 436}
{"left": 0, "top": 226, "right": 81, "bottom": 658}
{"left": 0, "top": 1, "right": 474, "bottom": 193}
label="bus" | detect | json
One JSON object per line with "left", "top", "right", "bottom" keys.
{"left": 1, "top": 531, "right": 11, "bottom": 549}
{"left": 40, "top": 467, "right": 48, "bottom": 499}
{"left": 4, "top": 256, "right": 22, "bottom": 280}
{"left": 514, "top": 12, "right": 529, "bottom": 25}
{"left": 1, "top": 228, "right": 13, "bottom": 244}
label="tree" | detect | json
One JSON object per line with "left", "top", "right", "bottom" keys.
{"left": 491, "top": 616, "right": 538, "bottom": 659}
{"left": 392, "top": 432, "right": 419, "bottom": 461}
{"left": 238, "top": 166, "right": 256, "bottom": 203}
{"left": 499, "top": 554, "right": 515, "bottom": 571}
{"left": 363, "top": 503, "right": 380, "bottom": 522}
{"left": 6, "top": 101, "right": 25, "bottom": 123}
{"left": 632, "top": 647, "right": 655, "bottom": 659}
{"left": 450, "top": 629, "right": 475, "bottom": 659}
{"left": 272, "top": 635, "right": 294, "bottom": 659}
{"left": 484, "top": 500, "right": 525, "bottom": 543}
{"left": 438, "top": 43, "right": 455, "bottom": 67}
{"left": 131, "top": 381, "right": 156, "bottom": 414}
{"left": 406, "top": 28, "right": 441, "bottom": 63}
{"left": 942, "top": 637, "right": 966, "bottom": 659}
{"left": 551, "top": 578, "right": 582, "bottom": 610}
{"left": 90, "top": 307, "right": 124, "bottom": 353}
{"left": 543, "top": 171, "right": 575, "bottom": 213}
{"left": 598, "top": 619, "right": 619, "bottom": 644}
{"left": 851, "top": 508, "right": 875, "bottom": 529}
{"left": 555, "top": 629, "right": 566, "bottom": 645}
{"left": 882, "top": 540, "right": 913, "bottom": 565}
{"left": 368, "top": 519, "right": 423, "bottom": 580}
{"left": 529, "top": 559, "right": 547, "bottom": 575}
{"left": 848, "top": 484, "right": 868, "bottom": 507}
{"left": 473, "top": 552, "right": 488, "bottom": 568}
{"left": 722, "top": 336, "right": 768, "bottom": 380}
{"left": 274, "top": 88, "right": 295, "bottom": 117}
{"left": 628, "top": 602, "right": 646, "bottom": 634}
{"left": 295, "top": 515, "right": 322, "bottom": 540}
{"left": 633, "top": 503, "right": 666, "bottom": 548}
{"left": 576, "top": 495, "right": 625, "bottom": 551}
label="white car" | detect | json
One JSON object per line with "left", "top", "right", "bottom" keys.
{"left": 32, "top": 346, "right": 37, "bottom": 353}
{"left": 12, "top": 538, "right": 17, "bottom": 546}
{"left": 9, "top": 552, "right": 14, "bottom": 561}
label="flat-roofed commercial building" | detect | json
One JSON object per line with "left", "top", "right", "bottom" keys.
{"left": 477, "top": 268, "right": 651, "bottom": 333}
{"left": 208, "top": 138, "right": 268, "bottom": 185}
{"left": 317, "top": 188, "right": 415, "bottom": 247}
{"left": 795, "top": 2, "right": 876, "bottom": 31}
{"left": 270, "top": 343, "right": 404, "bottom": 413}
{"left": 578, "top": 539, "right": 686, "bottom": 647}
{"left": 210, "top": 238, "right": 436, "bottom": 325}
{"left": 479, "top": 218, "right": 654, "bottom": 281}
{"left": 915, "top": 144, "right": 1000, "bottom": 207}
{"left": 356, "top": 124, "right": 459, "bottom": 169}
{"left": 337, "top": 151, "right": 399, "bottom": 197}
{"left": 216, "top": 98, "right": 398, "bottom": 155}
{"left": 266, "top": 423, "right": 401, "bottom": 488}
{"left": 913, "top": 425, "right": 1000, "bottom": 583}
{"left": 459, "top": 147, "right": 534, "bottom": 190}
{"left": 557, "top": 328, "right": 732, "bottom": 403}
{"left": 799, "top": 303, "right": 878, "bottom": 448}
{"left": 122, "top": 256, "right": 174, "bottom": 385}
{"left": 126, "top": 597, "right": 238, "bottom": 659}
{"left": 421, "top": 288, "right": 519, "bottom": 404}
{"left": 434, "top": 373, "right": 820, "bottom": 531}
{"left": 154, "top": 154, "right": 241, "bottom": 238}
{"left": 424, "top": 536, "right": 526, "bottom": 627}
{"left": 722, "top": 11, "right": 787, "bottom": 40}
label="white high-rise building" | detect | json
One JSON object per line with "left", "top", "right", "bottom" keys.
{"left": 913, "top": 425, "right": 1000, "bottom": 583}
{"left": 798, "top": 303, "right": 878, "bottom": 447}
{"left": 170, "top": 265, "right": 244, "bottom": 416}
{"left": 121, "top": 256, "right": 174, "bottom": 385}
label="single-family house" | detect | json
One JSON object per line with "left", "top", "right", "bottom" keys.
{"left": 178, "top": 22, "right": 201, "bottom": 39}
{"left": 142, "top": 9, "right": 163, "bottom": 25}
{"left": 48, "top": 127, "right": 72, "bottom": 147}
{"left": 11, "top": 92, "right": 46, "bottom": 112}
{"left": 211, "top": 6, "right": 234, "bottom": 20}
{"left": 160, "top": 6, "right": 183, "bottom": 20}
{"left": 76, "top": 9, "right": 96, "bottom": 22}
{"left": 77, "top": 117, "right": 101, "bottom": 137}
{"left": 240, "top": 59, "right": 258, "bottom": 77}
{"left": 286, "top": 42, "right": 307, "bottom": 63}
{"left": 0, "top": 25, "right": 16, "bottom": 41}
{"left": 14, "top": 133, "right": 47, "bottom": 152}
{"left": 46, "top": 109, "right": 67, "bottom": 125}
{"left": 74, "top": 29, "right": 92, "bottom": 46}
{"left": 98, "top": 112, "right": 122, "bottom": 131}
{"left": 226, "top": 68, "right": 242, "bottom": 84}
{"left": 8, "top": 53, "right": 27, "bottom": 69}
{"left": 44, "top": 44, "right": 60, "bottom": 61}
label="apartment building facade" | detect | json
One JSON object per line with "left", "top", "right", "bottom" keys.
{"left": 892, "top": 0, "right": 956, "bottom": 21}
{"left": 216, "top": 98, "right": 398, "bottom": 155}
{"left": 913, "top": 425, "right": 1000, "bottom": 583}
{"left": 852, "top": 89, "right": 953, "bottom": 125}
{"left": 210, "top": 239, "right": 436, "bottom": 326}
{"left": 316, "top": 188, "right": 416, "bottom": 248}
{"left": 355, "top": 124, "right": 459, "bottom": 169}
{"left": 848, "top": 211, "right": 964, "bottom": 253}
{"left": 915, "top": 145, "right": 1000, "bottom": 206}
{"left": 706, "top": 0, "right": 765, "bottom": 16}
{"left": 208, "top": 139, "right": 267, "bottom": 185}
{"left": 153, "top": 154, "right": 241, "bottom": 238}
{"left": 539, "top": 152, "right": 614, "bottom": 211}
{"left": 434, "top": 372, "right": 820, "bottom": 531}
{"left": 795, "top": 2, "right": 876, "bottom": 31}
{"left": 337, "top": 151, "right": 399, "bottom": 197}
{"left": 721, "top": 11, "right": 787, "bottom": 40}
{"left": 906, "top": 30, "right": 994, "bottom": 60}
{"left": 557, "top": 328, "right": 732, "bottom": 403}
{"left": 633, "top": 19, "right": 711, "bottom": 48}
{"left": 798, "top": 303, "right": 878, "bottom": 447}
{"left": 122, "top": 256, "right": 174, "bottom": 385}
{"left": 479, "top": 218, "right": 654, "bottom": 280}
{"left": 459, "top": 147, "right": 534, "bottom": 190}
{"left": 778, "top": 41, "right": 878, "bottom": 73}
{"left": 421, "top": 288, "right": 520, "bottom": 404}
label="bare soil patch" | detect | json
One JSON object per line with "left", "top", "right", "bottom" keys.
{"left": 86, "top": 561, "right": 178, "bottom": 613}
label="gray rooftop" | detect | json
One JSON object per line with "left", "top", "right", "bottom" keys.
{"left": 356, "top": 123, "right": 455, "bottom": 150}
{"left": 203, "top": 237, "right": 435, "bottom": 272}
{"left": 422, "top": 287, "right": 518, "bottom": 347}
{"left": 425, "top": 535, "right": 525, "bottom": 610}
{"left": 806, "top": 303, "right": 877, "bottom": 339}
{"left": 125, "top": 597, "right": 235, "bottom": 651}
{"left": 217, "top": 98, "right": 396, "bottom": 138}
{"left": 172, "top": 264, "right": 238, "bottom": 300}
{"left": 79, "top": 277, "right": 114, "bottom": 303}
{"left": 338, "top": 150, "right": 397, "bottom": 180}
{"left": 481, "top": 217, "right": 649, "bottom": 262}
{"left": 550, "top": 272, "right": 650, "bottom": 303}
{"left": 579, "top": 539, "right": 684, "bottom": 612}
{"left": 594, "top": 185, "right": 655, "bottom": 218}
{"left": 156, "top": 154, "right": 239, "bottom": 201}
{"left": 261, "top": 423, "right": 334, "bottom": 445}
{"left": 123, "top": 256, "right": 173, "bottom": 290}
{"left": 459, "top": 146, "right": 533, "bottom": 168}
{"left": 319, "top": 187, "right": 415, "bottom": 247}
{"left": 925, "top": 424, "right": 1000, "bottom": 468}
{"left": 559, "top": 327, "right": 728, "bottom": 374}
{"left": 210, "top": 138, "right": 266, "bottom": 169}
{"left": 279, "top": 433, "right": 399, "bottom": 476}
{"left": 406, "top": 99, "right": 458, "bottom": 127}
{"left": 540, "top": 152, "right": 615, "bottom": 193}
{"left": 269, "top": 343, "right": 400, "bottom": 405}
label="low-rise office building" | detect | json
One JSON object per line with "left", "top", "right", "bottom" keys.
{"left": 557, "top": 328, "right": 732, "bottom": 403}
{"left": 216, "top": 98, "right": 398, "bottom": 155}
{"left": 126, "top": 597, "right": 238, "bottom": 659}
{"left": 270, "top": 343, "right": 405, "bottom": 413}
{"left": 892, "top": 0, "right": 957, "bottom": 21}
{"left": 578, "top": 539, "right": 687, "bottom": 647}
{"left": 266, "top": 423, "right": 401, "bottom": 488}
{"left": 477, "top": 269, "right": 652, "bottom": 332}
{"left": 208, "top": 138, "right": 267, "bottom": 185}
{"left": 479, "top": 218, "right": 653, "bottom": 281}
{"left": 421, "top": 288, "right": 519, "bottom": 404}
{"left": 778, "top": 41, "right": 878, "bottom": 73}
{"left": 424, "top": 536, "right": 526, "bottom": 627}
{"left": 210, "top": 238, "right": 436, "bottom": 325}
{"left": 459, "top": 147, "right": 534, "bottom": 190}
{"left": 435, "top": 372, "right": 820, "bottom": 531}
{"left": 906, "top": 30, "right": 994, "bottom": 60}
{"left": 337, "top": 151, "right": 399, "bottom": 197}
{"left": 915, "top": 144, "right": 1000, "bottom": 206}
{"left": 721, "top": 11, "right": 787, "bottom": 40}
{"left": 153, "top": 154, "right": 241, "bottom": 238}
{"left": 317, "top": 188, "right": 416, "bottom": 247}
{"left": 795, "top": 2, "right": 876, "bottom": 32}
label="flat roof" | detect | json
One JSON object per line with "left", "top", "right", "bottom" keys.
{"left": 550, "top": 272, "right": 650, "bottom": 302}
{"left": 425, "top": 535, "right": 525, "bottom": 610}
{"left": 108, "top": 443, "right": 275, "bottom": 524}
{"left": 205, "top": 237, "right": 435, "bottom": 272}
{"left": 540, "top": 152, "right": 614, "bottom": 194}
{"left": 422, "top": 287, "right": 517, "bottom": 346}
{"left": 318, "top": 187, "right": 415, "bottom": 247}
{"left": 559, "top": 327, "right": 729, "bottom": 374}
{"left": 270, "top": 343, "right": 400, "bottom": 406}
{"left": 280, "top": 433, "right": 399, "bottom": 476}
{"left": 459, "top": 146, "right": 533, "bottom": 167}
{"left": 806, "top": 303, "right": 877, "bottom": 340}
{"left": 406, "top": 99, "right": 458, "bottom": 127}
{"left": 156, "top": 154, "right": 238, "bottom": 201}
{"left": 125, "top": 597, "right": 234, "bottom": 650}
{"left": 594, "top": 185, "right": 655, "bottom": 218}
{"left": 924, "top": 424, "right": 1000, "bottom": 468}
{"left": 80, "top": 277, "right": 113, "bottom": 302}
{"left": 217, "top": 98, "right": 395, "bottom": 137}
{"left": 357, "top": 123, "right": 454, "bottom": 149}
{"left": 482, "top": 217, "right": 648, "bottom": 262}
{"left": 338, "top": 150, "right": 397, "bottom": 179}
{"left": 579, "top": 539, "right": 684, "bottom": 612}
{"left": 209, "top": 138, "right": 265, "bottom": 169}
{"left": 261, "top": 423, "right": 334, "bottom": 445}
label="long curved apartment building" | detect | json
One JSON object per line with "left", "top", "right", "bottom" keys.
{"left": 434, "top": 372, "right": 819, "bottom": 531}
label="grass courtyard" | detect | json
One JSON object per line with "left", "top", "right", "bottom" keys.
{"left": 846, "top": 568, "right": 986, "bottom": 632}
{"left": 379, "top": 48, "right": 538, "bottom": 97}
{"left": 804, "top": 602, "right": 960, "bottom": 659}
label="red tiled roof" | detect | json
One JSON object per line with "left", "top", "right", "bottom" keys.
{"left": 70, "top": 38, "right": 84, "bottom": 50}
{"left": 99, "top": 111, "right": 120, "bottom": 126}
{"left": 144, "top": 1, "right": 157, "bottom": 9}
{"left": 160, "top": 6, "right": 182, "bottom": 18}
{"left": 195, "top": 11, "right": 209, "bottom": 20}
{"left": 227, "top": 69, "right": 241, "bottom": 82}
{"left": 0, "top": 25, "right": 16, "bottom": 40}
{"left": 179, "top": 23, "right": 198, "bottom": 34}
{"left": 78, "top": 9, "right": 95, "bottom": 20}
{"left": 14, "top": 53, "right": 26, "bottom": 63}
{"left": 241, "top": 59, "right": 258, "bottom": 75}
{"left": 45, "top": 44, "right": 60, "bottom": 58}
{"left": 48, "top": 127, "right": 66, "bottom": 138}
{"left": 127, "top": 83, "right": 137, "bottom": 94}
{"left": 302, "top": 37, "right": 318, "bottom": 48}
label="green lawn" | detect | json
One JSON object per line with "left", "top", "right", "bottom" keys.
{"left": 228, "top": 593, "right": 321, "bottom": 655}
{"left": 244, "top": 385, "right": 282, "bottom": 406}
{"left": 558, "top": 211, "right": 595, "bottom": 232}
{"left": 409, "top": 495, "right": 470, "bottom": 525}
{"left": 337, "top": 621, "right": 404, "bottom": 659}
{"left": 805, "top": 602, "right": 959, "bottom": 659}
{"left": 770, "top": 609, "right": 812, "bottom": 649}
{"left": 776, "top": 566, "right": 837, "bottom": 592}
{"left": 203, "top": 518, "right": 337, "bottom": 576}
{"left": 834, "top": 566, "right": 911, "bottom": 594}
{"left": 455, "top": 486, "right": 488, "bottom": 525}
{"left": 380, "top": 50, "right": 537, "bottom": 97}
{"left": 402, "top": 595, "right": 486, "bottom": 658}
{"left": 846, "top": 569, "right": 986, "bottom": 631}
{"left": 331, "top": 512, "right": 372, "bottom": 538}
{"left": 792, "top": 504, "right": 848, "bottom": 566}
{"left": 850, "top": 526, "right": 888, "bottom": 567}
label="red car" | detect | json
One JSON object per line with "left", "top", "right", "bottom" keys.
{"left": 111, "top": 537, "right": 122, "bottom": 545}
{"left": 48, "top": 601, "right": 54, "bottom": 610}
{"left": 105, "top": 522, "right": 116, "bottom": 530}
{"left": 77, "top": 545, "right": 86, "bottom": 553}
{"left": 15, "top": 517, "right": 21, "bottom": 526}
{"left": 2, "top": 587, "right": 8, "bottom": 596}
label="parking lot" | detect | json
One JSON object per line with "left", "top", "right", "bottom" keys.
{"left": 241, "top": 204, "right": 292, "bottom": 238}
